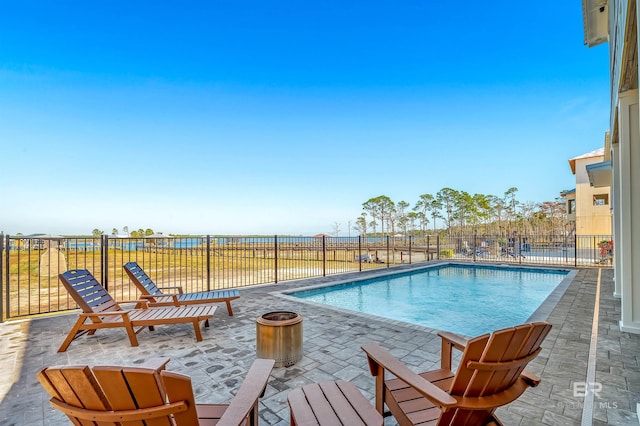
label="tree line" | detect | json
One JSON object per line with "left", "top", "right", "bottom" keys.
{"left": 11, "top": 188, "right": 566, "bottom": 239}
{"left": 91, "top": 226, "right": 159, "bottom": 238}
{"left": 352, "top": 187, "right": 568, "bottom": 239}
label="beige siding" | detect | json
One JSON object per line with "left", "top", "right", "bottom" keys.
{"left": 574, "top": 155, "right": 612, "bottom": 235}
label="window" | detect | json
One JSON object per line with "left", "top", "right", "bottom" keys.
{"left": 568, "top": 199, "right": 575, "bottom": 214}
{"left": 593, "top": 194, "right": 609, "bottom": 206}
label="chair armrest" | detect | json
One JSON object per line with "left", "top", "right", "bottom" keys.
{"left": 361, "top": 343, "right": 457, "bottom": 408}
{"left": 142, "top": 357, "right": 171, "bottom": 372}
{"left": 77, "top": 311, "right": 133, "bottom": 325}
{"left": 437, "top": 331, "right": 469, "bottom": 370}
{"left": 83, "top": 302, "right": 148, "bottom": 319}
{"left": 158, "top": 286, "right": 184, "bottom": 294}
{"left": 81, "top": 311, "right": 131, "bottom": 318}
{"left": 520, "top": 369, "right": 541, "bottom": 387}
{"left": 437, "top": 331, "right": 469, "bottom": 350}
{"left": 118, "top": 300, "right": 150, "bottom": 309}
{"left": 217, "top": 358, "right": 275, "bottom": 426}
{"left": 140, "top": 294, "right": 180, "bottom": 306}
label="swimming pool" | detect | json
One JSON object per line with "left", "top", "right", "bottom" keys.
{"left": 286, "top": 264, "right": 574, "bottom": 336}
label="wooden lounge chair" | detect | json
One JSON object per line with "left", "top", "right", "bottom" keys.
{"left": 123, "top": 261, "right": 241, "bottom": 315}
{"left": 361, "top": 321, "right": 552, "bottom": 425}
{"left": 57, "top": 269, "right": 216, "bottom": 352}
{"left": 36, "top": 357, "right": 275, "bottom": 426}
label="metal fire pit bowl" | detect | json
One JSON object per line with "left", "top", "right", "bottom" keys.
{"left": 256, "top": 311, "right": 303, "bottom": 367}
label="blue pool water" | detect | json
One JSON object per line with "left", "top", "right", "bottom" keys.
{"left": 288, "top": 264, "right": 570, "bottom": 336}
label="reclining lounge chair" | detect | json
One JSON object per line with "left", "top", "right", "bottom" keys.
{"left": 57, "top": 269, "right": 216, "bottom": 352}
{"left": 123, "top": 261, "right": 240, "bottom": 315}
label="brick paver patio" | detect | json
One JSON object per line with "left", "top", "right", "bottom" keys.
{"left": 0, "top": 263, "right": 638, "bottom": 425}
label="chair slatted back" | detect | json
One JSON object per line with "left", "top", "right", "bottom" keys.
{"left": 59, "top": 269, "right": 121, "bottom": 314}
{"left": 124, "top": 262, "right": 163, "bottom": 295}
{"left": 37, "top": 364, "right": 196, "bottom": 425}
{"left": 442, "top": 322, "right": 552, "bottom": 425}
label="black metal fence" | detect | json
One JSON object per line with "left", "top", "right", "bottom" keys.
{"left": 0, "top": 233, "right": 611, "bottom": 321}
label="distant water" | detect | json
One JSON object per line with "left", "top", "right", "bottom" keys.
{"left": 60, "top": 236, "right": 391, "bottom": 251}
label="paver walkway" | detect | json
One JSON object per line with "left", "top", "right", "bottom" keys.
{"left": 0, "top": 263, "right": 638, "bottom": 425}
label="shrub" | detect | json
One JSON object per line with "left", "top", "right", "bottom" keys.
{"left": 439, "top": 249, "right": 454, "bottom": 258}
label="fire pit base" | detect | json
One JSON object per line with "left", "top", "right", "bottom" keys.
{"left": 256, "top": 311, "right": 303, "bottom": 367}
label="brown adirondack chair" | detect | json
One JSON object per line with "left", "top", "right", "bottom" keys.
{"left": 36, "top": 357, "right": 275, "bottom": 426}
{"left": 57, "top": 269, "right": 216, "bottom": 352}
{"left": 123, "top": 261, "right": 241, "bottom": 315}
{"left": 361, "top": 322, "right": 552, "bottom": 425}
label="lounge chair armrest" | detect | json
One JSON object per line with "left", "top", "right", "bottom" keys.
{"left": 437, "top": 331, "right": 469, "bottom": 370}
{"left": 81, "top": 311, "right": 130, "bottom": 318}
{"left": 217, "top": 359, "right": 275, "bottom": 426}
{"left": 81, "top": 303, "right": 148, "bottom": 320}
{"left": 118, "top": 300, "right": 150, "bottom": 309}
{"left": 76, "top": 311, "right": 133, "bottom": 326}
{"left": 361, "top": 343, "right": 457, "bottom": 408}
{"left": 158, "top": 286, "right": 184, "bottom": 294}
{"left": 140, "top": 294, "right": 180, "bottom": 306}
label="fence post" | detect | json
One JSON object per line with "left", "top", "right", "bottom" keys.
{"left": 437, "top": 235, "right": 440, "bottom": 260}
{"left": 102, "top": 235, "right": 109, "bottom": 290}
{"left": 358, "top": 236, "right": 362, "bottom": 272}
{"left": 322, "top": 235, "right": 327, "bottom": 276}
{"left": 274, "top": 235, "right": 279, "bottom": 283}
{"left": 574, "top": 234, "right": 578, "bottom": 268}
{"left": 473, "top": 231, "right": 477, "bottom": 262}
{"left": 518, "top": 236, "right": 522, "bottom": 265}
{"left": 0, "top": 232, "right": 4, "bottom": 323}
{"left": 386, "top": 236, "right": 390, "bottom": 268}
{"left": 408, "top": 235, "right": 412, "bottom": 264}
{"left": 206, "top": 235, "right": 211, "bottom": 291}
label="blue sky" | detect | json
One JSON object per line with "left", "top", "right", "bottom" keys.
{"left": 0, "top": 1, "right": 610, "bottom": 236}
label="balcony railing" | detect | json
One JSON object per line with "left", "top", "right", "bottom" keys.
{"left": 0, "top": 233, "right": 611, "bottom": 321}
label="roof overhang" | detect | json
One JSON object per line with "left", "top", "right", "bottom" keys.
{"left": 586, "top": 160, "right": 612, "bottom": 187}
{"left": 582, "top": 0, "right": 609, "bottom": 47}
{"left": 22, "top": 233, "right": 64, "bottom": 240}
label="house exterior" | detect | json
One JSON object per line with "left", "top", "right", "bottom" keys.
{"left": 564, "top": 148, "right": 612, "bottom": 236}
{"left": 582, "top": 0, "right": 640, "bottom": 333}
{"left": 559, "top": 189, "right": 576, "bottom": 228}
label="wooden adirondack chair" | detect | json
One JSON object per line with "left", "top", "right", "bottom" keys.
{"left": 57, "top": 269, "right": 216, "bottom": 352}
{"left": 36, "top": 357, "right": 275, "bottom": 426}
{"left": 361, "top": 322, "right": 552, "bottom": 425}
{"left": 123, "top": 261, "right": 241, "bottom": 315}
